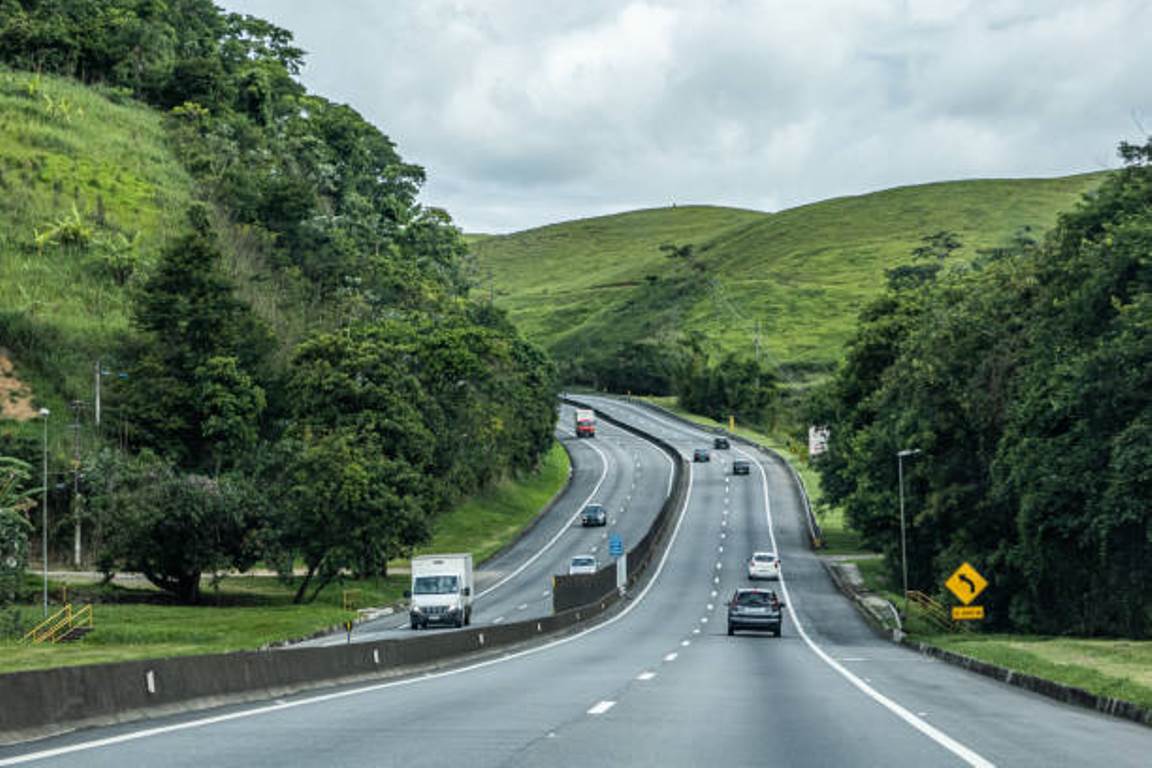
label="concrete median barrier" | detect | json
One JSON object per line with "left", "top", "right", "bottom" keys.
{"left": 1, "top": 398, "right": 688, "bottom": 745}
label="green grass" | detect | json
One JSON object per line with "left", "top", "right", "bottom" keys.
{"left": 930, "top": 635, "right": 1152, "bottom": 710}
{"left": 845, "top": 555, "right": 1152, "bottom": 708}
{"left": 413, "top": 440, "right": 570, "bottom": 563}
{"left": 0, "top": 441, "right": 570, "bottom": 673}
{"left": 0, "top": 69, "right": 197, "bottom": 460}
{"left": 0, "top": 575, "right": 406, "bottom": 674}
{"left": 475, "top": 175, "right": 1107, "bottom": 384}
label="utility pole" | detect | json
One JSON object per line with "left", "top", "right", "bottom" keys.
{"left": 69, "top": 400, "right": 84, "bottom": 568}
{"left": 897, "top": 448, "right": 922, "bottom": 619}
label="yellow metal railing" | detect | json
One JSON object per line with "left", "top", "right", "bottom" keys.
{"left": 21, "top": 603, "right": 95, "bottom": 644}
{"left": 906, "top": 591, "right": 966, "bottom": 633}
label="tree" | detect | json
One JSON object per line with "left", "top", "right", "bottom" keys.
{"left": 92, "top": 452, "right": 263, "bottom": 603}
{"left": 0, "top": 456, "right": 35, "bottom": 630}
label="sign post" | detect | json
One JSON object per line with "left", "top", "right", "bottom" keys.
{"left": 609, "top": 533, "right": 626, "bottom": 595}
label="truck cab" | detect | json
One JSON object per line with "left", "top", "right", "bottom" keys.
{"left": 408, "top": 554, "right": 474, "bottom": 629}
{"left": 574, "top": 408, "right": 597, "bottom": 438}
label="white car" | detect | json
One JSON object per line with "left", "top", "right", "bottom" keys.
{"left": 747, "top": 551, "right": 781, "bottom": 580}
{"left": 568, "top": 555, "right": 599, "bottom": 575}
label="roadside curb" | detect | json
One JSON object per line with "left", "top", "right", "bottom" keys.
{"left": 902, "top": 639, "right": 1152, "bottom": 728}
{"left": 819, "top": 558, "right": 901, "bottom": 640}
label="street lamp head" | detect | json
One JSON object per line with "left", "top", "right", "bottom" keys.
{"left": 897, "top": 448, "right": 921, "bottom": 457}
{"left": 38, "top": 407, "right": 50, "bottom": 417}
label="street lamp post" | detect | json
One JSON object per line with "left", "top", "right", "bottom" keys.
{"left": 39, "top": 407, "right": 50, "bottom": 616}
{"left": 897, "top": 448, "right": 921, "bottom": 618}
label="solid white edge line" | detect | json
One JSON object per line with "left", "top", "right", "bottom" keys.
{"left": 0, "top": 441, "right": 696, "bottom": 767}
{"left": 476, "top": 436, "right": 610, "bottom": 600}
{"left": 591, "top": 397, "right": 995, "bottom": 768}
{"left": 733, "top": 444, "right": 996, "bottom": 768}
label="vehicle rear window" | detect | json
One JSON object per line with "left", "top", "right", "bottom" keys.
{"left": 753, "top": 554, "right": 776, "bottom": 563}
{"left": 572, "top": 557, "right": 595, "bottom": 567}
{"left": 735, "top": 591, "right": 775, "bottom": 607}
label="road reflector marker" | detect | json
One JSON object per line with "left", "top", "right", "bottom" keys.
{"left": 587, "top": 700, "right": 616, "bottom": 715}
{"left": 145, "top": 670, "right": 156, "bottom": 695}
{"left": 373, "top": 650, "right": 380, "bottom": 664}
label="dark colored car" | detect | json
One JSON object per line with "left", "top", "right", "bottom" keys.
{"left": 727, "top": 588, "right": 784, "bottom": 637}
{"left": 713, "top": 437, "right": 730, "bottom": 450}
{"left": 580, "top": 504, "right": 608, "bottom": 527}
{"left": 732, "top": 460, "right": 751, "bottom": 475}
{"left": 693, "top": 448, "right": 711, "bottom": 463}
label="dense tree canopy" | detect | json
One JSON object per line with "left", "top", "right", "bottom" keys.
{"left": 2, "top": 0, "right": 559, "bottom": 601}
{"left": 809, "top": 141, "right": 1152, "bottom": 637}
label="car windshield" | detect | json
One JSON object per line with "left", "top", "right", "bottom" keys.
{"left": 735, "top": 591, "right": 775, "bottom": 607}
{"left": 572, "top": 557, "right": 595, "bottom": 567}
{"left": 413, "top": 575, "right": 459, "bottom": 595}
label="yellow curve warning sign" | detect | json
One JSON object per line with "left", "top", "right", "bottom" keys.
{"left": 945, "top": 562, "right": 987, "bottom": 605}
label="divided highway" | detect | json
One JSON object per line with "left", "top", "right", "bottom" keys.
{"left": 1, "top": 398, "right": 1148, "bottom": 767}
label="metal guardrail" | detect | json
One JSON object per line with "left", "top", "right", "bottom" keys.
{"left": 615, "top": 396, "right": 825, "bottom": 549}
{"left": 906, "top": 590, "right": 963, "bottom": 633}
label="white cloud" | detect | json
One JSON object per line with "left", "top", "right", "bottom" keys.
{"left": 223, "top": 0, "right": 1152, "bottom": 232}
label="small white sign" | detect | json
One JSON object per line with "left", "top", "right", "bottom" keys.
{"left": 809, "top": 425, "right": 831, "bottom": 457}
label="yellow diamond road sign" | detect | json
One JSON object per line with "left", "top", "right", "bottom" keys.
{"left": 945, "top": 562, "right": 987, "bottom": 605}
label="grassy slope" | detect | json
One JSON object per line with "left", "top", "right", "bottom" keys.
{"left": 476, "top": 175, "right": 1106, "bottom": 379}
{"left": 849, "top": 557, "right": 1152, "bottom": 709}
{"left": 1, "top": 442, "right": 571, "bottom": 672}
{"left": 0, "top": 70, "right": 194, "bottom": 414}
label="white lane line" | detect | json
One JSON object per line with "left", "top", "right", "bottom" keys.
{"left": 718, "top": 546, "right": 724, "bottom": 553}
{"left": 637, "top": 672, "right": 656, "bottom": 681}
{"left": 692, "top": 628, "right": 701, "bottom": 634}
{"left": 707, "top": 604, "right": 714, "bottom": 611}
{"left": 715, "top": 562, "right": 722, "bottom": 570}
{"left": 664, "top": 652, "right": 678, "bottom": 662}
{"left": 542, "top": 590, "right": 551, "bottom": 597}
{"left": 0, "top": 417, "right": 700, "bottom": 768}
{"left": 587, "top": 701, "right": 616, "bottom": 716}
{"left": 710, "top": 590, "right": 718, "bottom": 598}
{"left": 738, "top": 445, "right": 994, "bottom": 768}
{"left": 681, "top": 640, "right": 691, "bottom": 647}
{"left": 700, "top": 617, "right": 708, "bottom": 624}
{"left": 492, "top": 617, "right": 505, "bottom": 624}
{"left": 477, "top": 437, "right": 612, "bottom": 600}
{"left": 517, "top": 603, "right": 528, "bottom": 611}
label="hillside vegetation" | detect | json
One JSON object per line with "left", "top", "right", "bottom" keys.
{"left": 0, "top": 70, "right": 194, "bottom": 411}
{"left": 0, "top": 1, "right": 557, "bottom": 613}
{"left": 475, "top": 174, "right": 1106, "bottom": 391}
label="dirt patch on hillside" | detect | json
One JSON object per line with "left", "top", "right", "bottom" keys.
{"left": 0, "top": 351, "right": 38, "bottom": 421}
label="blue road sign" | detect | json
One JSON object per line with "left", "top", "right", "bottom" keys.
{"left": 609, "top": 533, "right": 624, "bottom": 558}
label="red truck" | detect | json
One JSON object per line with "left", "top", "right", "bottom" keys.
{"left": 574, "top": 408, "right": 596, "bottom": 438}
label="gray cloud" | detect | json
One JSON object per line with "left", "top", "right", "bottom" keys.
{"left": 221, "top": 0, "right": 1152, "bottom": 233}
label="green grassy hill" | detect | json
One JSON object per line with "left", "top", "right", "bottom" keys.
{"left": 0, "top": 69, "right": 194, "bottom": 421}
{"left": 474, "top": 174, "right": 1107, "bottom": 386}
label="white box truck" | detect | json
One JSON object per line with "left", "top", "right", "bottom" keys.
{"left": 407, "top": 553, "right": 474, "bottom": 629}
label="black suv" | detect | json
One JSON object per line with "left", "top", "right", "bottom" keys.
{"left": 732, "top": 460, "right": 751, "bottom": 475}
{"left": 693, "top": 448, "right": 711, "bottom": 463}
{"left": 727, "top": 588, "right": 784, "bottom": 637}
{"left": 713, "top": 437, "right": 730, "bottom": 450}
{"left": 580, "top": 504, "right": 608, "bottom": 527}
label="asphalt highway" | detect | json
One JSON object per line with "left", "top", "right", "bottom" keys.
{"left": 2, "top": 398, "right": 1148, "bottom": 767}
{"left": 307, "top": 403, "right": 674, "bottom": 645}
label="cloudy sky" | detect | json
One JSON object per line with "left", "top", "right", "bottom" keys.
{"left": 221, "top": 0, "right": 1151, "bottom": 234}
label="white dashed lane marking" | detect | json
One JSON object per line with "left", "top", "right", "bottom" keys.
{"left": 587, "top": 701, "right": 616, "bottom": 716}
{"left": 664, "top": 652, "right": 678, "bottom": 662}
{"left": 637, "top": 672, "right": 656, "bottom": 681}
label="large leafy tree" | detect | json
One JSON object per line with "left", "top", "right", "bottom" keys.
{"left": 810, "top": 142, "right": 1151, "bottom": 637}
